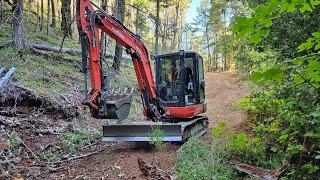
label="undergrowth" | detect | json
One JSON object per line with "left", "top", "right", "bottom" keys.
{"left": 40, "top": 130, "right": 98, "bottom": 162}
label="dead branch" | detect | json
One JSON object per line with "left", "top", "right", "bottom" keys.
{"left": 138, "top": 157, "right": 174, "bottom": 180}
{"left": 0, "top": 67, "right": 16, "bottom": 88}
{"left": 57, "top": 93, "right": 71, "bottom": 104}
{"left": 49, "top": 147, "right": 108, "bottom": 165}
{"left": 228, "top": 160, "right": 287, "bottom": 180}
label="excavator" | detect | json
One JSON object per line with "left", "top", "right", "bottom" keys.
{"left": 76, "top": 0, "right": 208, "bottom": 142}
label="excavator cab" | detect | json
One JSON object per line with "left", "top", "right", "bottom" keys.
{"left": 155, "top": 50, "right": 205, "bottom": 108}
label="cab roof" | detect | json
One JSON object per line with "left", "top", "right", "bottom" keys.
{"left": 156, "top": 50, "right": 200, "bottom": 58}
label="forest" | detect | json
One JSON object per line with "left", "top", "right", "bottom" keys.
{"left": 0, "top": 0, "right": 319, "bottom": 179}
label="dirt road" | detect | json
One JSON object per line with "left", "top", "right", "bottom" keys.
{"left": 38, "top": 72, "right": 248, "bottom": 179}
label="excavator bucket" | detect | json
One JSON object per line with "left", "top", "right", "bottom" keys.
{"left": 96, "top": 87, "right": 135, "bottom": 120}
{"left": 102, "top": 116, "right": 208, "bottom": 142}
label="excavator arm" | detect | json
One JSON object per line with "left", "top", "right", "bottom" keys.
{"left": 76, "top": 0, "right": 160, "bottom": 119}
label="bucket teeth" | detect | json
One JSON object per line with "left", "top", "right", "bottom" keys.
{"left": 95, "top": 86, "right": 134, "bottom": 120}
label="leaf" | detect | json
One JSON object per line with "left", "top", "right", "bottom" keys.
{"left": 278, "top": 134, "right": 289, "bottom": 144}
{"left": 263, "top": 67, "right": 283, "bottom": 81}
{"left": 233, "top": 17, "right": 254, "bottom": 37}
{"left": 293, "top": 57, "right": 303, "bottom": 65}
{"left": 294, "top": 75, "right": 304, "bottom": 85}
{"left": 315, "top": 155, "right": 320, "bottom": 160}
{"left": 250, "top": 72, "right": 264, "bottom": 83}
{"left": 286, "top": 144, "right": 305, "bottom": 155}
{"left": 310, "top": 107, "right": 320, "bottom": 118}
{"left": 311, "top": 0, "right": 320, "bottom": 6}
{"left": 315, "top": 43, "right": 320, "bottom": 50}
{"left": 312, "top": 32, "right": 320, "bottom": 38}
{"left": 298, "top": 39, "right": 314, "bottom": 52}
{"left": 299, "top": 3, "right": 313, "bottom": 13}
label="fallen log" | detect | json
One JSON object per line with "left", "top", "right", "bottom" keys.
{"left": 0, "top": 41, "right": 132, "bottom": 60}
{"left": 27, "top": 42, "right": 81, "bottom": 55}
{"left": 27, "top": 42, "right": 131, "bottom": 60}
{"left": 228, "top": 160, "right": 287, "bottom": 180}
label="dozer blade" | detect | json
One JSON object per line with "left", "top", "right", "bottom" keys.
{"left": 102, "top": 116, "right": 208, "bottom": 142}
{"left": 97, "top": 87, "right": 134, "bottom": 120}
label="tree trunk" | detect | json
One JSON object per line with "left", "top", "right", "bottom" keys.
{"left": 177, "top": 15, "right": 182, "bottom": 50}
{"left": 135, "top": 7, "right": 139, "bottom": 34}
{"left": 100, "top": 0, "right": 106, "bottom": 61}
{"left": 12, "top": 0, "right": 24, "bottom": 48}
{"left": 57, "top": 0, "right": 61, "bottom": 25}
{"left": 205, "top": 26, "right": 211, "bottom": 71}
{"left": 51, "top": 0, "right": 56, "bottom": 29}
{"left": 47, "top": 0, "right": 50, "bottom": 36}
{"left": 154, "top": 0, "right": 160, "bottom": 55}
{"left": 171, "top": 1, "right": 180, "bottom": 51}
{"left": 40, "top": 0, "right": 43, "bottom": 30}
{"left": 61, "top": 0, "right": 72, "bottom": 37}
{"left": 223, "top": 9, "right": 227, "bottom": 71}
{"left": 36, "top": 0, "right": 39, "bottom": 30}
{"left": 112, "top": 0, "right": 125, "bottom": 71}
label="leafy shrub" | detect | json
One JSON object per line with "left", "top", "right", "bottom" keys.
{"left": 149, "top": 126, "right": 165, "bottom": 150}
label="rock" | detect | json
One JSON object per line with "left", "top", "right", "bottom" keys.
{"left": 12, "top": 157, "right": 22, "bottom": 164}
{"left": 61, "top": 154, "right": 70, "bottom": 160}
{"left": 117, "top": 173, "right": 125, "bottom": 178}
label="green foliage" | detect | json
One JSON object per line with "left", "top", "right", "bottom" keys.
{"left": 298, "top": 32, "right": 320, "bottom": 52}
{"left": 233, "top": 0, "right": 320, "bottom": 45}
{"left": 62, "top": 131, "right": 96, "bottom": 154}
{"left": 250, "top": 67, "right": 283, "bottom": 84}
{"left": 211, "top": 122, "right": 226, "bottom": 138}
{"left": 174, "top": 138, "right": 214, "bottom": 180}
{"left": 149, "top": 126, "right": 165, "bottom": 150}
{"left": 234, "top": 2, "right": 320, "bottom": 176}
{"left": 9, "top": 134, "right": 21, "bottom": 149}
{"left": 40, "top": 150, "right": 60, "bottom": 162}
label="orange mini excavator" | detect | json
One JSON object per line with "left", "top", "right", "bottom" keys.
{"left": 76, "top": 0, "right": 208, "bottom": 141}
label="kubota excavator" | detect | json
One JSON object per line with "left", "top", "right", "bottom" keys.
{"left": 76, "top": 0, "right": 208, "bottom": 141}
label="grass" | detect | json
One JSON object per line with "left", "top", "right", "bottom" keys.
{"left": 62, "top": 131, "right": 97, "bottom": 154}
{"left": 40, "top": 129, "right": 99, "bottom": 162}
{"left": 175, "top": 138, "right": 214, "bottom": 180}
{"left": 0, "top": 47, "right": 82, "bottom": 98}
